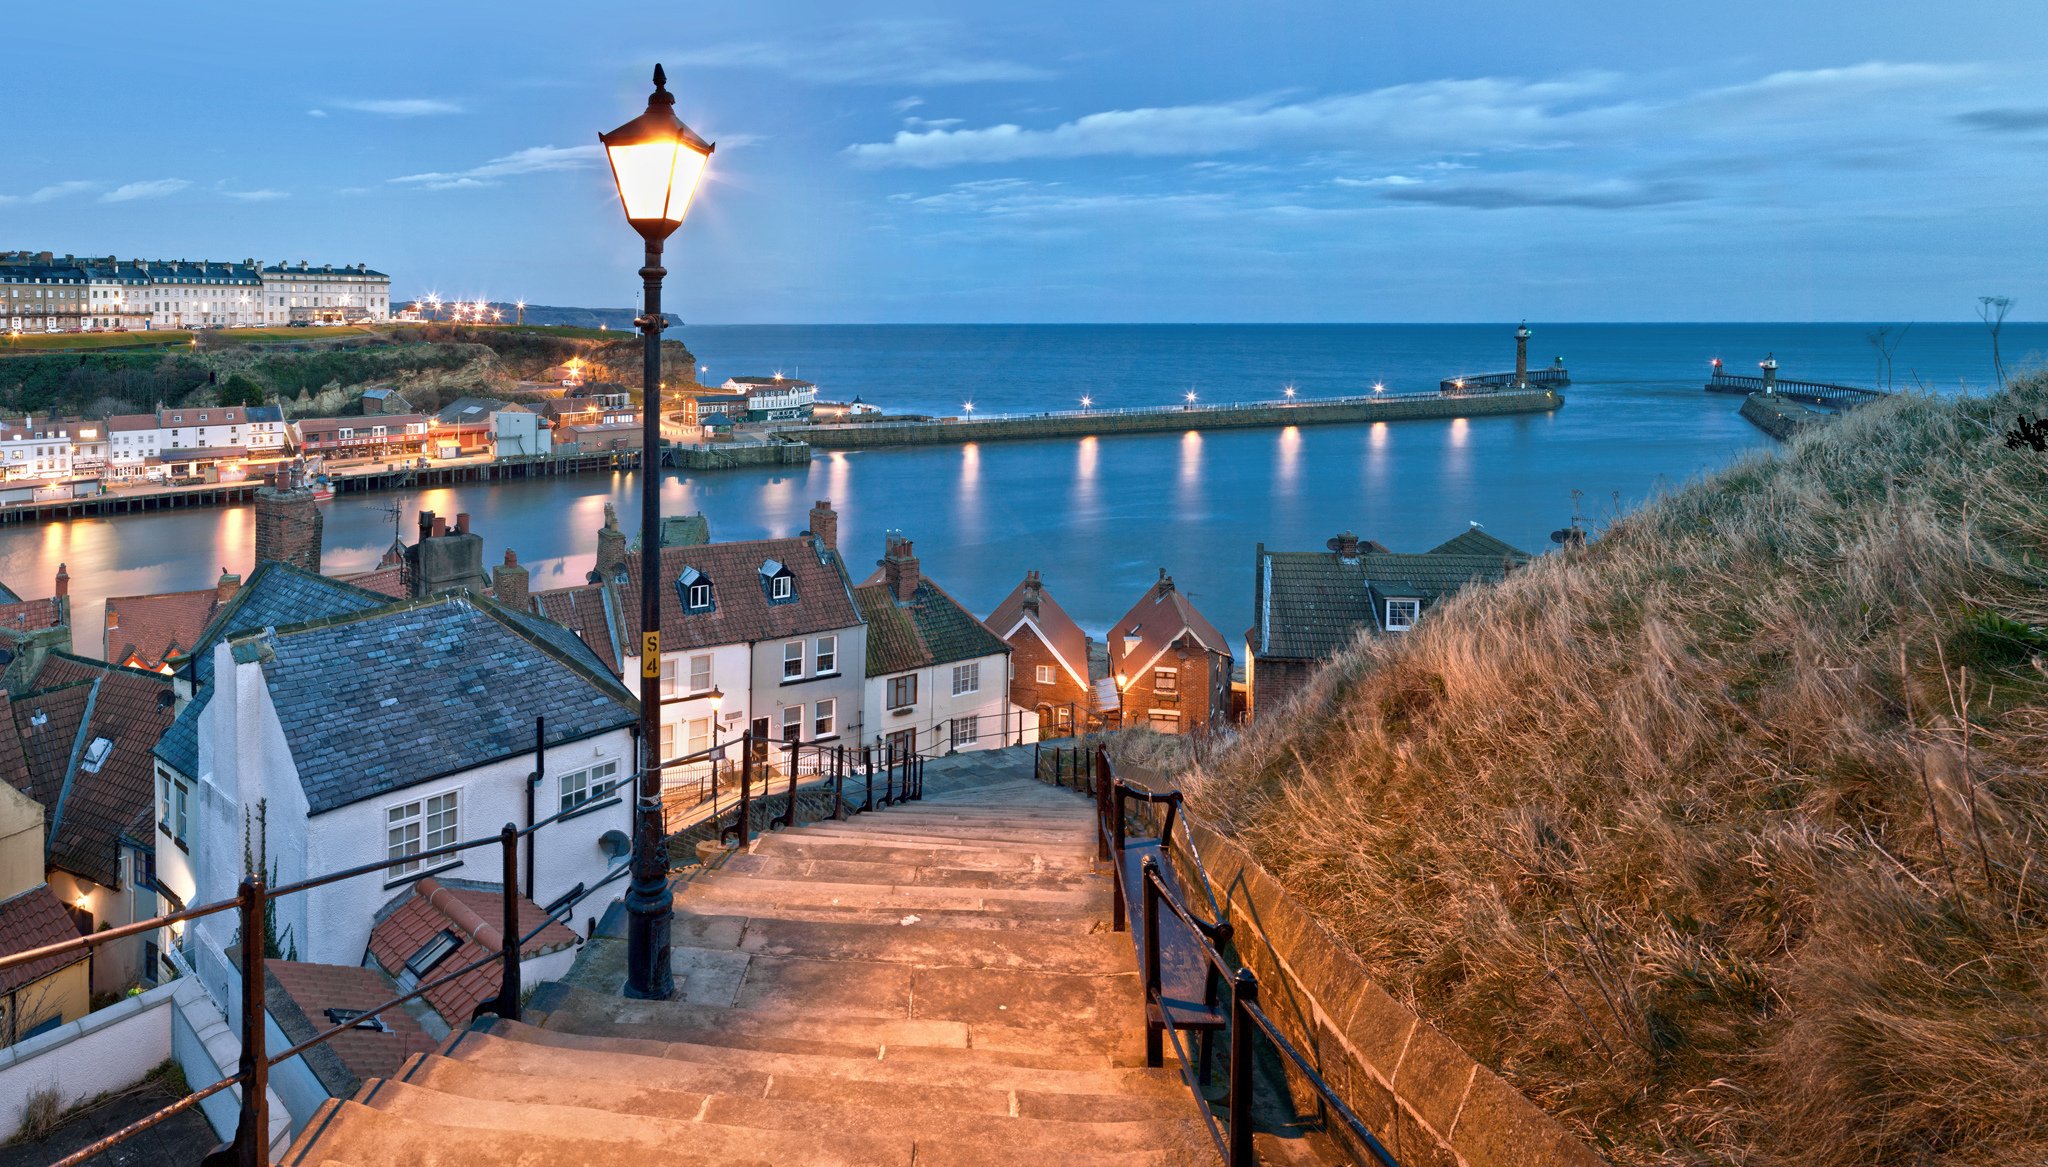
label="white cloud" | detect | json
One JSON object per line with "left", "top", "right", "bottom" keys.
{"left": 331, "top": 98, "right": 464, "bottom": 117}
{"left": 891, "top": 96, "right": 926, "bottom": 114}
{"left": 390, "top": 144, "right": 603, "bottom": 190}
{"left": 1333, "top": 175, "right": 1422, "bottom": 187}
{"left": 0, "top": 181, "right": 96, "bottom": 206}
{"left": 306, "top": 108, "right": 328, "bottom": 118}
{"left": 224, "top": 188, "right": 289, "bottom": 201}
{"left": 665, "top": 22, "right": 1050, "bottom": 86}
{"left": 101, "top": 178, "right": 190, "bottom": 203}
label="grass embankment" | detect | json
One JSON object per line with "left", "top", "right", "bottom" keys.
{"left": 1, "top": 331, "right": 195, "bottom": 353}
{"left": 1188, "top": 379, "right": 2048, "bottom": 1166}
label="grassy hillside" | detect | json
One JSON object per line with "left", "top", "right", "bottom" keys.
{"left": 1187, "top": 379, "right": 2048, "bottom": 1166}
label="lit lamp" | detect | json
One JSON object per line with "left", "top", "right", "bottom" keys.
{"left": 604, "top": 63, "right": 714, "bottom": 1003}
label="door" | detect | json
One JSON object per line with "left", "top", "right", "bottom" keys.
{"left": 886, "top": 729, "right": 917, "bottom": 766}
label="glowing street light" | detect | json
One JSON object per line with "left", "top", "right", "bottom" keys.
{"left": 1283, "top": 384, "right": 1296, "bottom": 401}
{"left": 1080, "top": 395, "right": 1092, "bottom": 410}
{"left": 963, "top": 401, "right": 976, "bottom": 415}
{"left": 515, "top": 300, "right": 526, "bottom": 326}
{"left": 603, "top": 62, "right": 714, "bottom": 1004}
{"left": 1184, "top": 390, "right": 1198, "bottom": 409}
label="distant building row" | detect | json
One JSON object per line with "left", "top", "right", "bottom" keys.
{"left": 0, "top": 251, "right": 391, "bottom": 332}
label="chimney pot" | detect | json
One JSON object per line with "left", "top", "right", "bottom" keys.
{"left": 807, "top": 500, "right": 838, "bottom": 552}
{"left": 54, "top": 563, "right": 68, "bottom": 599}
{"left": 455, "top": 512, "right": 470, "bottom": 535}
{"left": 431, "top": 516, "right": 448, "bottom": 538}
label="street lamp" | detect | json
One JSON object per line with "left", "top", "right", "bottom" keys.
{"left": 605, "top": 62, "right": 714, "bottom": 1002}
{"left": 515, "top": 300, "right": 526, "bottom": 326}
{"left": 1080, "top": 395, "right": 1092, "bottom": 410}
{"left": 1283, "top": 385, "right": 1296, "bottom": 401}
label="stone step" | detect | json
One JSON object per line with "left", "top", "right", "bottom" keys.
{"left": 744, "top": 838, "right": 1099, "bottom": 874}
{"left": 673, "top": 913, "right": 1130, "bottom": 975}
{"left": 720, "top": 853, "right": 1097, "bottom": 891}
{"left": 785, "top": 821, "right": 1098, "bottom": 854}
{"left": 668, "top": 903, "right": 1106, "bottom": 936}
{"left": 679, "top": 873, "right": 1107, "bottom": 916}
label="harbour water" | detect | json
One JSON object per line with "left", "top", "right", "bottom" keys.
{"left": 5, "top": 322, "right": 2038, "bottom": 647}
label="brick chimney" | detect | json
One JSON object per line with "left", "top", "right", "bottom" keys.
{"left": 1153, "top": 568, "right": 1175, "bottom": 598}
{"left": 53, "top": 563, "right": 68, "bottom": 599}
{"left": 408, "top": 509, "right": 487, "bottom": 598}
{"left": 1021, "top": 570, "right": 1042, "bottom": 615}
{"left": 594, "top": 501, "right": 627, "bottom": 579}
{"left": 493, "top": 549, "right": 530, "bottom": 611}
{"left": 254, "top": 479, "right": 323, "bottom": 573}
{"left": 881, "top": 532, "right": 920, "bottom": 602}
{"left": 216, "top": 571, "right": 241, "bottom": 604}
{"left": 808, "top": 500, "right": 838, "bottom": 553}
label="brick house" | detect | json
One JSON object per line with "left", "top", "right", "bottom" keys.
{"left": 1245, "top": 527, "right": 1530, "bottom": 717}
{"left": 1106, "top": 571, "right": 1233, "bottom": 734}
{"left": 986, "top": 570, "right": 1091, "bottom": 738}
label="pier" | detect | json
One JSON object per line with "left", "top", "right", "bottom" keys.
{"left": 1706, "top": 356, "right": 1887, "bottom": 410}
{"left": 791, "top": 386, "right": 1564, "bottom": 449}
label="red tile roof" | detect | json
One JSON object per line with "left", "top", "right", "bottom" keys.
{"left": 339, "top": 566, "right": 408, "bottom": 599}
{"left": 366, "top": 878, "right": 577, "bottom": 1026}
{"left": 0, "top": 598, "right": 65, "bottom": 635}
{"left": 1107, "top": 573, "right": 1231, "bottom": 679}
{"left": 0, "top": 885, "right": 87, "bottom": 995}
{"left": 530, "top": 585, "right": 619, "bottom": 674}
{"left": 988, "top": 574, "right": 1092, "bottom": 688}
{"left": 104, "top": 584, "right": 231, "bottom": 671}
{"left": 608, "top": 536, "right": 860, "bottom": 652}
{"left": 8, "top": 660, "right": 177, "bottom": 887}
{"left": 265, "top": 961, "right": 437, "bottom": 1093}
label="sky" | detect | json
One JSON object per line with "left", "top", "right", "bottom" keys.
{"left": 4, "top": 1, "right": 2047, "bottom": 322}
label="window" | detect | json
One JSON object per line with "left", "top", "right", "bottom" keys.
{"left": 1385, "top": 598, "right": 1421, "bottom": 632}
{"left": 687, "top": 581, "right": 712, "bottom": 609}
{"left": 783, "top": 641, "right": 804, "bottom": 679}
{"left": 1148, "top": 709, "right": 1181, "bottom": 731}
{"left": 951, "top": 662, "right": 980, "bottom": 696}
{"left": 688, "top": 653, "right": 712, "bottom": 694}
{"left": 387, "top": 791, "right": 459, "bottom": 878}
{"left": 888, "top": 674, "right": 917, "bottom": 708}
{"left": 677, "top": 567, "right": 713, "bottom": 613}
{"left": 814, "top": 635, "right": 837, "bottom": 675}
{"left": 1035, "top": 664, "right": 1055, "bottom": 685}
{"left": 158, "top": 769, "right": 190, "bottom": 847}
{"left": 659, "top": 722, "right": 675, "bottom": 762}
{"left": 771, "top": 574, "right": 793, "bottom": 600}
{"left": 660, "top": 657, "right": 679, "bottom": 700}
{"left": 814, "top": 698, "right": 835, "bottom": 738}
{"left": 686, "top": 717, "right": 712, "bottom": 757}
{"left": 951, "top": 717, "right": 979, "bottom": 748}
{"left": 560, "top": 761, "right": 622, "bottom": 813}
{"left": 781, "top": 704, "right": 803, "bottom": 742}
{"left": 1153, "top": 667, "right": 1179, "bottom": 693}
{"left": 1056, "top": 706, "right": 1073, "bottom": 728}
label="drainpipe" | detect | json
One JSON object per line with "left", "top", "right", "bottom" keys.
{"left": 526, "top": 716, "right": 544, "bottom": 901}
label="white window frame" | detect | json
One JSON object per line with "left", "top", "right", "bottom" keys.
{"left": 814, "top": 635, "right": 837, "bottom": 675}
{"left": 387, "top": 790, "right": 459, "bottom": 879}
{"left": 659, "top": 722, "right": 676, "bottom": 762}
{"left": 780, "top": 704, "right": 803, "bottom": 742}
{"left": 814, "top": 698, "right": 836, "bottom": 739}
{"left": 688, "top": 653, "right": 712, "bottom": 695}
{"left": 951, "top": 717, "right": 979, "bottom": 748}
{"left": 559, "top": 760, "right": 622, "bottom": 813}
{"left": 770, "top": 574, "right": 793, "bottom": 600}
{"left": 660, "top": 657, "right": 679, "bottom": 700}
{"left": 1035, "top": 664, "right": 1054, "bottom": 685}
{"left": 1148, "top": 709, "right": 1181, "bottom": 730}
{"left": 782, "top": 641, "right": 804, "bottom": 679}
{"left": 1153, "top": 667, "right": 1179, "bottom": 693}
{"left": 951, "top": 661, "right": 980, "bottom": 696}
{"left": 1385, "top": 598, "right": 1421, "bottom": 632}
{"left": 685, "top": 717, "right": 712, "bottom": 757}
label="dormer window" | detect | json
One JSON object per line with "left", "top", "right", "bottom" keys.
{"left": 676, "top": 567, "right": 714, "bottom": 614}
{"left": 760, "top": 559, "right": 796, "bottom": 604}
{"left": 1385, "top": 598, "right": 1421, "bottom": 632}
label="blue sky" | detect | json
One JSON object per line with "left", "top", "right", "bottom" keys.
{"left": 4, "top": 1, "right": 2046, "bottom": 322}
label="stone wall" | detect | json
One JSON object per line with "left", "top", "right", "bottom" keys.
{"left": 1176, "top": 819, "right": 1605, "bottom": 1167}
{"left": 1739, "top": 392, "right": 1828, "bottom": 440}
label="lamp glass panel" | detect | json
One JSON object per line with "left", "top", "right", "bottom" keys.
{"left": 666, "top": 148, "right": 710, "bottom": 223}
{"left": 607, "top": 140, "right": 682, "bottom": 222}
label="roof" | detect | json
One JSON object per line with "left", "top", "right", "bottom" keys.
{"left": 0, "top": 597, "right": 65, "bottom": 635}
{"left": 1252, "top": 529, "right": 1532, "bottom": 660}
{"left": 434, "top": 398, "right": 509, "bottom": 426}
{"left": 530, "top": 585, "right": 620, "bottom": 675}
{"left": 660, "top": 514, "right": 710, "bottom": 548}
{"left": 1107, "top": 575, "right": 1231, "bottom": 678}
{"left": 607, "top": 536, "right": 860, "bottom": 652}
{"left": 161, "top": 407, "right": 251, "bottom": 427}
{"left": 107, "top": 414, "right": 159, "bottom": 433}
{"left": 366, "top": 877, "right": 578, "bottom": 1026}
{"left": 246, "top": 595, "right": 636, "bottom": 814}
{"left": 853, "top": 577, "right": 1007, "bottom": 678}
{"left": 726, "top": 376, "right": 816, "bottom": 388}
{"left": 297, "top": 415, "right": 428, "bottom": 437}
{"left": 261, "top": 262, "right": 388, "bottom": 279}
{"left": 338, "top": 565, "right": 408, "bottom": 599}
{"left": 0, "top": 885, "right": 87, "bottom": 995}
{"left": 987, "top": 575, "right": 1091, "bottom": 688}
{"left": 265, "top": 961, "right": 437, "bottom": 1099}
{"left": 7, "top": 660, "right": 176, "bottom": 886}
{"left": 154, "top": 563, "right": 397, "bottom": 779}
{"left": 105, "top": 584, "right": 227, "bottom": 672}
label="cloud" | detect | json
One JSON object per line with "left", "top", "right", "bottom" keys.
{"left": 1956, "top": 106, "right": 2048, "bottom": 132}
{"left": 891, "top": 96, "right": 926, "bottom": 114}
{"left": 1378, "top": 175, "right": 1703, "bottom": 210}
{"left": 1333, "top": 175, "right": 1423, "bottom": 187}
{"left": 0, "top": 181, "right": 96, "bottom": 206}
{"left": 330, "top": 98, "right": 464, "bottom": 117}
{"left": 101, "top": 178, "right": 190, "bottom": 203}
{"left": 665, "top": 21, "right": 1051, "bottom": 86}
{"left": 306, "top": 108, "right": 328, "bottom": 118}
{"left": 390, "top": 144, "right": 603, "bottom": 190}
{"left": 224, "top": 188, "right": 289, "bottom": 201}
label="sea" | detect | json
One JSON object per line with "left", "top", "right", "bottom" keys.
{"left": 5, "top": 322, "right": 2039, "bottom": 648}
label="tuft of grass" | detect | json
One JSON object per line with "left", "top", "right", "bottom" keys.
{"left": 16, "top": 1087, "right": 60, "bottom": 1143}
{"left": 1188, "top": 377, "right": 2048, "bottom": 1166}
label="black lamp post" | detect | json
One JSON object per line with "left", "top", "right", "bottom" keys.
{"left": 603, "top": 63, "right": 715, "bottom": 1001}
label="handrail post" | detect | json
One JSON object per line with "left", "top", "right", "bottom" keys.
{"left": 736, "top": 729, "right": 753, "bottom": 848}
{"left": 1142, "top": 858, "right": 1164, "bottom": 1068}
{"left": 1094, "top": 746, "right": 1111, "bottom": 861}
{"left": 1229, "top": 969, "right": 1258, "bottom": 1167}
{"left": 832, "top": 745, "right": 845, "bottom": 820}
{"left": 210, "top": 875, "right": 268, "bottom": 1167}
{"left": 783, "top": 738, "right": 799, "bottom": 829}
{"left": 862, "top": 745, "right": 874, "bottom": 812}
{"left": 479, "top": 823, "right": 521, "bottom": 1022}
{"left": 885, "top": 745, "right": 897, "bottom": 805}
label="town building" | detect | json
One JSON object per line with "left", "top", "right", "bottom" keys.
{"left": 855, "top": 532, "right": 1013, "bottom": 757}
{"left": 0, "top": 255, "right": 91, "bottom": 334}
{"left": 720, "top": 376, "right": 817, "bottom": 422}
{"left": 1, "top": 252, "right": 392, "bottom": 331}
{"left": 103, "top": 405, "right": 290, "bottom": 481}
{"left": 295, "top": 414, "right": 429, "bottom": 460}
{"left": 79, "top": 259, "right": 153, "bottom": 331}
{"left": 1245, "top": 528, "right": 1531, "bottom": 717}
{"left": 431, "top": 397, "right": 510, "bottom": 457}
{"left": 128, "top": 259, "right": 264, "bottom": 330}
{"left": 0, "top": 416, "right": 90, "bottom": 483}
{"left": 987, "top": 570, "right": 1092, "bottom": 738}
{"left": 0, "top": 793, "right": 91, "bottom": 1043}
{"left": 360, "top": 388, "right": 413, "bottom": 415}
{"left": 260, "top": 262, "right": 392, "bottom": 324}
{"left": 550, "top": 421, "right": 642, "bottom": 455}
{"left": 0, "top": 568, "right": 74, "bottom": 693}
{"left": 105, "top": 572, "right": 243, "bottom": 673}
{"left": 489, "top": 405, "right": 551, "bottom": 458}
{"left": 1106, "top": 571, "right": 1233, "bottom": 733}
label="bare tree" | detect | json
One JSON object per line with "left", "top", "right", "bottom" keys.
{"left": 1865, "top": 323, "right": 1911, "bottom": 391}
{"left": 1977, "top": 296, "right": 2014, "bottom": 390}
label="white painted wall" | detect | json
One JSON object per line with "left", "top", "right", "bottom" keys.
{"left": 750, "top": 625, "right": 868, "bottom": 750}
{"left": 862, "top": 649, "right": 1013, "bottom": 754}
{"left": 0, "top": 981, "right": 174, "bottom": 1143}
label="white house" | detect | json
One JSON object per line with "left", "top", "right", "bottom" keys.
{"left": 855, "top": 532, "right": 1014, "bottom": 758}
{"left": 721, "top": 376, "right": 817, "bottom": 422}
{"left": 260, "top": 262, "right": 391, "bottom": 324}
{"left": 489, "top": 406, "right": 551, "bottom": 458}
{"left": 0, "top": 416, "right": 83, "bottom": 482}
{"left": 159, "top": 591, "right": 636, "bottom": 981}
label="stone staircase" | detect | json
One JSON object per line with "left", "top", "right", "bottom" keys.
{"left": 282, "top": 748, "right": 1219, "bottom": 1165}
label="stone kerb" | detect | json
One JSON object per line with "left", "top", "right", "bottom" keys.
{"left": 1178, "top": 819, "right": 1606, "bottom": 1167}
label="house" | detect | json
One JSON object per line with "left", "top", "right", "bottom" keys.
{"left": 1, "top": 653, "right": 177, "bottom": 992}
{"left": 171, "top": 594, "right": 636, "bottom": 980}
{"left": 679, "top": 393, "right": 748, "bottom": 429}
{"left": 431, "top": 397, "right": 510, "bottom": 457}
{"left": 1106, "top": 571, "right": 1233, "bottom": 734}
{"left": 104, "top": 571, "right": 243, "bottom": 673}
{"left": 489, "top": 405, "right": 551, "bottom": 458}
{"left": 856, "top": 533, "right": 1012, "bottom": 757}
{"left": 564, "top": 386, "right": 635, "bottom": 425}
{"left": 295, "top": 414, "right": 429, "bottom": 460}
{"left": 0, "top": 566, "right": 73, "bottom": 692}
{"left": 720, "top": 376, "right": 816, "bottom": 422}
{"left": 1245, "top": 528, "right": 1530, "bottom": 717}
{"left": 0, "top": 880, "right": 90, "bottom": 1047}
{"left": 364, "top": 876, "right": 579, "bottom": 1026}
{"left": 0, "top": 416, "right": 85, "bottom": 483}
{"left": 551, "top": 422, "right": 642, "bottom": 455}
{"left": 987, "top": 570, "right": 1092, "bottom": 738}
{"left": 264, "top": 960, "right": 438, "bottom": 1106}
{"left": 534, "top": 500, "right": 865, "bottom": 791}
{"left": 360, "top": 388, "right": 413, "bottom": 416}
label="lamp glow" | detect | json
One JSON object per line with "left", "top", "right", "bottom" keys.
{"left": 602, "top": 66, "right": 716, "bottom": 242}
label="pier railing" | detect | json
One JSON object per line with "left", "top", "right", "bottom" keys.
{"left": 799, "top": 383, "right": 1552, "bottom": 433}
{"left": 1706, "top": 368, "right": 1886, "bottom": 410}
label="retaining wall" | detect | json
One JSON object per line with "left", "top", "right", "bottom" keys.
{"left": 0, "top": 982, "right": 176, "bottom": 1143}
{"left": 1178, "top": 820, "right": 1605, "bottom": 1167}
{"left": 1738, "top": 392, "right": 1828, "bottom": 441}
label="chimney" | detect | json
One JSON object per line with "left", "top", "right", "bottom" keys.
{"left": 455, "top": 512, "right": 470, "bottom": 535}
{"left": 216, "top": 571, "right": 241, "bottom": 604}
{"left": 494, "top": 549, "right": 531, "bottom": 611}
{"left": 53, "top": 563, "right": 68, "bottom": 599}
{"left": 254, "top": 479, "right": 324, "bottom": 572}
{"left": 430, "top": 515, "right": 448, "bottom": 538}
{"left": 105, "top": 606, "right": 118, "bottom": 631}
{"left": 1326, "top": 532, "right": 1361, "bottom": 559}
{"left": 407, "top": 509, "right": 488, "bottom": 598}
{"left": 1021, "top": 570, "right": 1042, "bottom": 615}
{"left": 1154, "top": 568, "right": 1175, "bottom": 597}
{"left": 807, "top": 500, "right": 838, "bottom": 552}
{"left": 594, "top": 501, "right": 627, "bottom": 579}
{"left": 881, "top": 532, "right": 920, "bottom": 602}
{"left": 418, "top": 510, "right": 436, "bottom": 545}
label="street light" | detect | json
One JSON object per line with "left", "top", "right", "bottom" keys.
{"left": 1283, "top": 385, "right": 1296, "bottom": 401}
{"left": 1080, "top": 395, "right": 1092, "bottom": 410}
{"left": 515, "top": 300, "right": 526, "bottom": 326}
{"left": 605, "top": 62, "right": 714, "bottom": 1003}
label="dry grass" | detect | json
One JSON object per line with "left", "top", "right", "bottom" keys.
{"left": 1186, "top": 378, "right": 2048, "bottom": 1166}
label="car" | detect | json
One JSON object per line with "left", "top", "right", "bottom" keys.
{"left": 286, "top": 320, "right": 311, "bottom": 328}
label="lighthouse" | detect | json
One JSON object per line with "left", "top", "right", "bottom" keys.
{"left": 1514, "top": 321, "right": 1532, "bottom": 388}
{"left": 1760, "top": 352, "right": 1778, "bottom": 395}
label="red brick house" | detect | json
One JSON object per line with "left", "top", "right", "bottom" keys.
{"left": 1107, "top": 570, "right": 1232, "bottom": 733}
{"left": 987, "top": 570, "right": 1091, "bottom": 738}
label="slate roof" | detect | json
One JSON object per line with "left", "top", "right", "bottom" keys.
{"left": 987, "top": 575, "right": 1091, "bottom": 688}
{"left": 0, "top": 885, "right": 87, "bottom": 996}
{"left": 854, "top": 576, "right": 1008, "bottom": 678}
{"left": 265, "top": 961, "right": 437, "bottom": 1099}
{"left": 1107, "top": 575, "right": 1231, "bottom": 679}
{"left": 530, "top": 585, "right": 620, "bottom": 675}
{"left": 7, "top": 660, "right": 176, "bottom": 887}
{"left": 434, "top": 397, "right": 509, "bottom": 426}
{"left": 248, "top": 596, "right": 636, "bottom": 814}
{"left": 1251, "top": 529, "right": 1532, "bottom": 660}
{"left": 608, "top": 536, "right": 860, "bottom": 652}
{"left": 366, "top": 877, "right": 577, "bottom": 1026}
{"left": 153, "top": 564, "right": 397, "bottom": 780}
